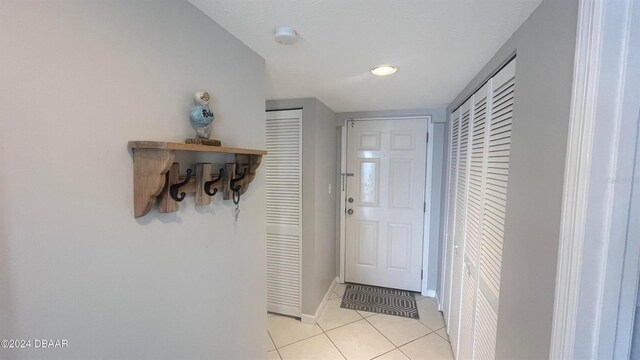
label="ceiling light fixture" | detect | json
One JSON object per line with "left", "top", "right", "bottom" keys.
{"left": 371, "top": 65, "right": 398, "bottom": 76}
{"left": 274, "top": 26, "right": 298, "bottom": 45}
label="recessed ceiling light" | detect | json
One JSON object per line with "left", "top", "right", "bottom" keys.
{"left": 371, "top": 65, "right": 398, "bottom": 76}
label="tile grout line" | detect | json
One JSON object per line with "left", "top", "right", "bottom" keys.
{"left": 317, "top": 315, "right": 364, "bottom": 334}
{"left": 321, "top": 292, "right": 350, "bottom": 359}
{"left": 360, "top": 315, "right": 404, "bottom": 359}
{"left": 276, "top": 332, "right": 337, "bottom": 358}
{"left": 397, "top": 345, "right": 412, "bottom": 360}
{"left": 365, "top": 314, "right": 436, "bottom": 348}
{"left": 370, "top": 348, "right": 401, "bottom": 359}
{"left": 396, "top": 331, "right": 435, "bottom": 358}
{"left": 323, "top": 329, "right": 349, "bottom": 360}
{"left": 267, "top": 330, "right": 283, "bottom": 359}
{"left": 355, "top": 293, "right": 438, "bottom": 358}
{"left": 270, "top": 308, "right": 361, "bottom": 353}
{"left": 272, "top": 331, "right": 324, "bottom": 351}
{"left": 323, "top": 292, "right": 383, "bottom": 360}
{"left": 269, "top": 294, "right": 444, "bottom": 359}
{"left": 361, "top": 315, "right": 399, "bottom": 348}
{"left": 433, "top": 327, "right": 450, "bottom": 343}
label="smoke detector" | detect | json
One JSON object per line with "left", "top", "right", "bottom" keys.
{"left": 274, "top": 26, "right": 298, "bottom": 45}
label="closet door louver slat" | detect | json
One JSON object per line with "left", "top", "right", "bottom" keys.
{"left": 266, "top": 110, "right": 302, "bottom": 317}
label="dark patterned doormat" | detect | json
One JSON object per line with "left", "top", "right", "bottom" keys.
{"left": 340, "top": 283, "right": 419, "bottom": 319}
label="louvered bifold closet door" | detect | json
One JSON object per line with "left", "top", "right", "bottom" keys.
{"left": 450, "top": 98, "right": 472, "bottom": 355}
{"left": 458, "top": 82, "right": 490, "bottom": 360}
{"left": 443, "top": 109, "right": 460, "bottom": 325}
{"left": 265, "top": 109, "right": 302, "bottom": 317}
{"left": 474, "top": 59, "right": 516, "bottom": 360}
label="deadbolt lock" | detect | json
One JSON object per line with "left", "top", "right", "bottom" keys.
{"left": 348, "top": 197, "right": 354, "bottom": 203}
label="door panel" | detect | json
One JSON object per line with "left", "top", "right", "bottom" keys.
{"left": 356, "top": 221, "right": 379, "bottom": 266}
{"left": 458, "top": 82, "right": 490, "bottom": 359}
{"left": 459, "top": 269, "right": 478, "bottom": 360}
{"left": 474, "top": 289, "right": 498, "bottom": 360}
{"left": 388, "top": 223, "right": 412, "bottom": 270}
{"left": 265, "top": 109, "right": 302, "bottom": 317}
{"left": 345, "top": 119, "right": 427, "bottom": 291}
{"left": 443, "top": 59, "right": 516, "bottom": 360}
{"left": 443, "top": 110, "right": 460, "bottom": 330}
{"left": 449, "top": 98, "right": 472, "bottom": 356}
{"left": 389, "top": 159, "right": 414, "bottom": 208}
{"left": 474, "top": 60, "right": 515, "bottom": 358}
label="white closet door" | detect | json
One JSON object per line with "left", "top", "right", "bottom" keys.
{"left": 443, "top": 109, "right": 460, "bottom": 329}
{"left": 474, "top": 59, "right": 516, "bottom": 360}
{"left": 458, "top": 82, "right": 490, "bottom": 360}
{"left": 265, "top": 109, "right": 302, "bottom": 317}
{"left": 450, "top": 98, "right": 472, "bottom": 355}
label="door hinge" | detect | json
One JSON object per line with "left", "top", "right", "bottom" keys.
{"left": 421, "top": 270, "right": 423, "bottom": 279}
{"left": 424, "top": 202, "right": 426, "bottom": 212}
{"left": 426, "top": 132, "right": 429, "bottom": 143}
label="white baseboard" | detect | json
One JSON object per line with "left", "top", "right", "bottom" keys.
{"left": 435, "top": 294, "right": 442, "bottom": 312}
{"left": 421, "top": 289, "right": 436, "bottom": 298}
{"left": 301, "top": 277, "right": 338, "bottom": 325}
{"left": 300, "top": 314, "right": 315, "bottom": 324}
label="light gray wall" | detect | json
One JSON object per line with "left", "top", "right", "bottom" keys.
{"left": 0, "top": 2, "right": 266, "bottom": 359}
{"left": 444, "top": 0, "right": 578, "bottom": 358}
{"left": 335, "top": 108, "right": 447, "bottom": 293}
{"left": 266, "top": 98, "right": 337, "bottom": 315}
{"left": 438, "top": 114, "right": 451, "bottom": 303}
{"left": 428, "top": 123, "right": 445, "bottom": 294}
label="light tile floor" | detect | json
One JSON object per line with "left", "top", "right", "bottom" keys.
{"left": 267, "top": 287, "right": 453, "bottom": 360}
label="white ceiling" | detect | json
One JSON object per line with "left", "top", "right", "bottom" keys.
{"left": 189, "top": 0, "right": 542, "bottom": 113}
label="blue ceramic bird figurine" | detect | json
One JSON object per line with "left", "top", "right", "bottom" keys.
{"left": 190, "top": 90, "right": 215, "bottom": 139}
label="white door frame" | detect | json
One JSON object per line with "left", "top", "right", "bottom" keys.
{"left": 338, "top": 115, "right": 435, "bottom": 296}
{"left": 550, "top": 0, "right": 640, "bottom": 358}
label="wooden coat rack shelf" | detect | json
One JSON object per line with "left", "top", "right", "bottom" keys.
{"left": 128, "top": 141, "right": 267, "bottom": 218}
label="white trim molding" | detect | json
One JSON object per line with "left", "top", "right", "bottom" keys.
{"left": 339, "top": 124, "right": 347, "bottom": 284}
{"left": 550, "top": 0, "right": 605, "bottom": 357}
{"left": 301, "top": 277, "right": 337, "bottom": 325}
{"left": 422, "top": 118, "right": 436, "bottom": 296}
{"left": 551, "top": 0, "right": 639, "bottom": 358}
{"left": 423, "top": 289, "right": 436, "bottom": 298}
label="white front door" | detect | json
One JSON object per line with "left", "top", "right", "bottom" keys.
{"left": 345, "top": 119, "right": 427, "bottom": 291}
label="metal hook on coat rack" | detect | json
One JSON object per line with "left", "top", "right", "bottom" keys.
{"left": 229, "top": 167, "right": 247, "bottom": 192}
{"left": 169, "top": 168, "right": 192, "bottom": 202}
{"left": 204, "top": 168, "right": 224, "bottom": 196}
{"left": 230, "top": 167, "right": 247, "bottom": 222}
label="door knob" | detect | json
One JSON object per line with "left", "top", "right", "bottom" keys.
{"left": 347, "top": 209, "right": 354, "bottom": 215}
